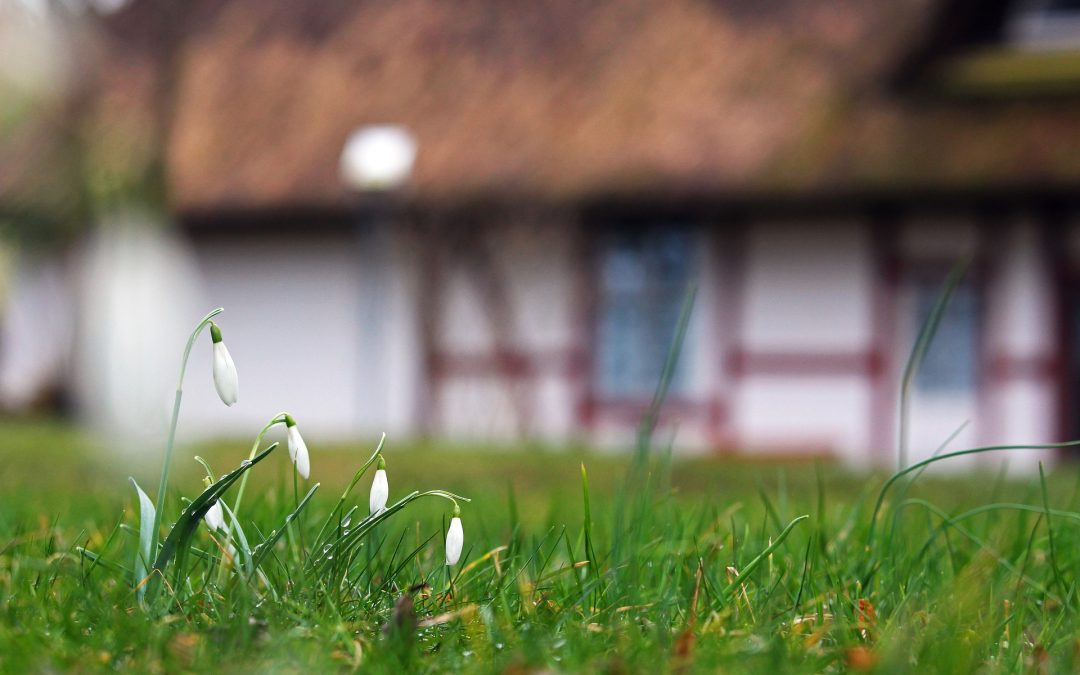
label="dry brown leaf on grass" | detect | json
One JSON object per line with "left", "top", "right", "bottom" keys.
{"left": 671, "top": 558, "right": 705, "bottom": 672}
{"left": 845, "top": 646, "right": 878, "bottom": 671}
{"left": 857, "top": 598, "right": 876, "bottom": 640}
{"left": 416, "top": 603, "right": 478, "bottom": 628}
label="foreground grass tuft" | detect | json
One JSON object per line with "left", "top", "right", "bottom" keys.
{"left": 4, "top": 421, "right": 1080, "bottom": 672}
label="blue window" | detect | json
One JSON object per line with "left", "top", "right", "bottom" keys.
{"left": 594, "top": 228, "right": 694, "bottom": 397}
{"left": 1009, "top": 0, "right": 1080, "bottom": 50}
{"left": 913, "top": 278, "right": 979, "bottom": 394}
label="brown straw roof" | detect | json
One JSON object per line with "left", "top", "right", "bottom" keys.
{"left": 10, "top": 0, "right": 1080, "bottom": 219}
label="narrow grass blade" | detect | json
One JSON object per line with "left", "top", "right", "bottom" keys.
{"left": 897, "top": 259, "right": 969, "bottom": 470}
{"left": 129, "top": 478, "right": 156, "bottom": 604}
{"left": 149, "top": 442, "right": 279, "bottom": 602}
{"left": 581, "top": 463, "right": 598, "bottom": 579}
{"left": 248, "top": 483, "right": 320, "bottom": 578}
{"left": 868, "top": 439, "right": 1080, "bottom": 550}
{"left": 311, "top": 434, "right": 385, "bottom": 552}
{"left": 724, "top": 514, "right": 809, "bottom": 597}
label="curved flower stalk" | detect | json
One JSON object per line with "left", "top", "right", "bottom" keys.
{"left": 151, "top": 308, "right": 225, "bottom": 557}
{"left": 369, "top": 455, "right": 388, "bottom": 515}
{"left": 210, "top": 322, "right": 238, "bottom": 406}
{"left": 231, "top": 412, "right": 312, "bottom": 531}
{"left": 285, "top": 415, "right": 310, "bottom": 479}
{"left": 445, "top": 504, "right": 464, "bottom": 566}
{"left": 309, "top": 489, "right": 469, "bottom": 573}
{"left": 230, "top": 412, "right": 289, "bottom": 518}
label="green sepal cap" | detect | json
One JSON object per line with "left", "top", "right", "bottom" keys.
{"left": 283, "top": 413, "right": 296, "bottom": 428}
{"left": 209, "top": 322, "right": 223, "bottom": 344}
{"left": 377, "top": 455, "right": 386, "bottom": 470}
{"left": 451, "top": 502, "right": 461, "bottom": 518}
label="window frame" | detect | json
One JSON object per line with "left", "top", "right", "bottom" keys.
{"left": 589, "top": 223, "right": 698, "bottom": 402}
{"left": 898, "top": 263, "right": 985, "bottom": 398}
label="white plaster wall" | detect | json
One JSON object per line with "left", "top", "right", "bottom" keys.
{"left": 0, "top": 249, "right": 75, "bottom": 410}
{"left": 437, "top": 372, "right": 578, "bottom": 442}
{"left": 355, "top": 224, "right": 424, "bottom": 437}
{"left": 185, "top": 234, "right": 366, "bottom": 439}
{"left": 992, "top": 381, "right": 1057, "bottom": 471}
{"left": 439, "top": 265, "right": 496, "bottom": 353}
{"left": 438, "top": 376, "right": 525, "bottom": 438}
{"left": 498, "top": 221, "right": 580, "bottom": 349}
{"left": 983, "top": 218, "right": 1056, "bottom": 470}
{"left": 733, "top": 221, "right": 874, "bottom": 459}
{"left": 904, "top": 397, "right": 979, "bottom": 468}
{"left": 434, "top": 219, "right": 581, "bottom": 440}
{"left": 741, "top": 222, "right": 874, "bottom": 351}
{"left": 734, "top": 376, "right": 871, "bottom": 462}
{"left": 73, "top": 218, "right": 202, "bottom": 448}
{"left": 438, "top": 219, "right": 578, "bottom": 353}
{"left": 534, "top": 373, "right": 577, "bottom": 440}
{"left": 986, "top": 220, "right": 1055, "bottom": 359}
{"left": 106, "top": 211, "right": 1066, "bottom": 468}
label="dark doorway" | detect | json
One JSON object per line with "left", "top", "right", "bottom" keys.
{"left": 1063, "top": 279, "right": 1080, "bottom": 442}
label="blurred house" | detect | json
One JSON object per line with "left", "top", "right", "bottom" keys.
{"left": 6, "top": 0, "right": 1080, "bottom": 465}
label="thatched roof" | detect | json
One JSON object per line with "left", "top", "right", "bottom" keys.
{"left": 11, "top": 0, "right": 1080, "bottom": 219}
{"left": 157, "top": 0, "right": 936, "bottom": 211}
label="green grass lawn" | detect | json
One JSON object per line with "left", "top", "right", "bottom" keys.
{"left": 3, "top": 418, "right": 1080, "bottom": 673}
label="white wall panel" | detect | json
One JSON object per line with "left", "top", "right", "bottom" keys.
{"left": 741, "top": 222, "right": 873, "bottom": 351}
{"left": 186, "top": 234, "right": 365, "bottom": 439}
{"left": 734, "top": 375, "right": 872, "bottom": 463}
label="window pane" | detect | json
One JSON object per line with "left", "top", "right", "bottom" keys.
{"left": 1009, "top": 0, "right": 1080, "bottom": 49}
{"left": 913, "top": 279, "right": 978, "bottom": 394}
{"left": 594, "top": 228, "right": 694, "bottom": 397}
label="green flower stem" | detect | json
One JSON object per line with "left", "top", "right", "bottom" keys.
{"left": 151, "top": 308, "right": 223, "bottom": 556}
{"left": 214, "top": 413, "right": 287, "bottom": 588}
{"left": 292, "top": 467, "right": 306, "bottom": 555}
{"left": 310, "top": 434, "right": 385, "bottom": 552}
{"left": 231, "top": 413, "right": 288, "bottom": 519}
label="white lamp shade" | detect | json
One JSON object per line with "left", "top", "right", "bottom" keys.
{"left": 340, "top": 125, "right": 418, "bottom": 191}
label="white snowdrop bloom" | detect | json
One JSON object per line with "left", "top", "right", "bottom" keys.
{"left": 285, "top": 414, "right": 310, "bottom": 479}
{"left": 445, "top": 512, "right": 463, "bottom": 566}
{"left": 204, "top": 499, "right": 225, "bottom": 531}
{"left": 210, "top": 323, "right": 238, "bottom": 406}
{"left": 369, "top": 456, "right": 388, "bottom": 515}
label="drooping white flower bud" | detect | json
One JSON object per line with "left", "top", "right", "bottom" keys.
{"left": 210, "top": 323, "right": 238, "bottom": 406}
{"left": 445, "top": 506, "right": 463, "bottom": 566}
{"left": 284, "top": 414, "right": 310, "bottom": 479}
{"left": 369, "top": 456, "right": 388, "bottom": 515}
{"left": 204, "top": 499, "right": 225, "bottom": 531}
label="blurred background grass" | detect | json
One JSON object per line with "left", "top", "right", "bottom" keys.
{"left": 4, "top": 418, "right": 1078, "bottom": 544}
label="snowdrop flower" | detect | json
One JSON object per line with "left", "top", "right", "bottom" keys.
{"left": 369, "top": 455, "right": 388, "bottom": 515}
{"left": 445, "top": 504, "right": 463, "bottom": 566}
{"left": 284, "top": 414, "right": 310, "bottom": 479}
{"left": 210, "top": 322, "right": 238, "bottom": 406}
{"left": 204, "top": 499, "right": 225, "bottom": 532}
